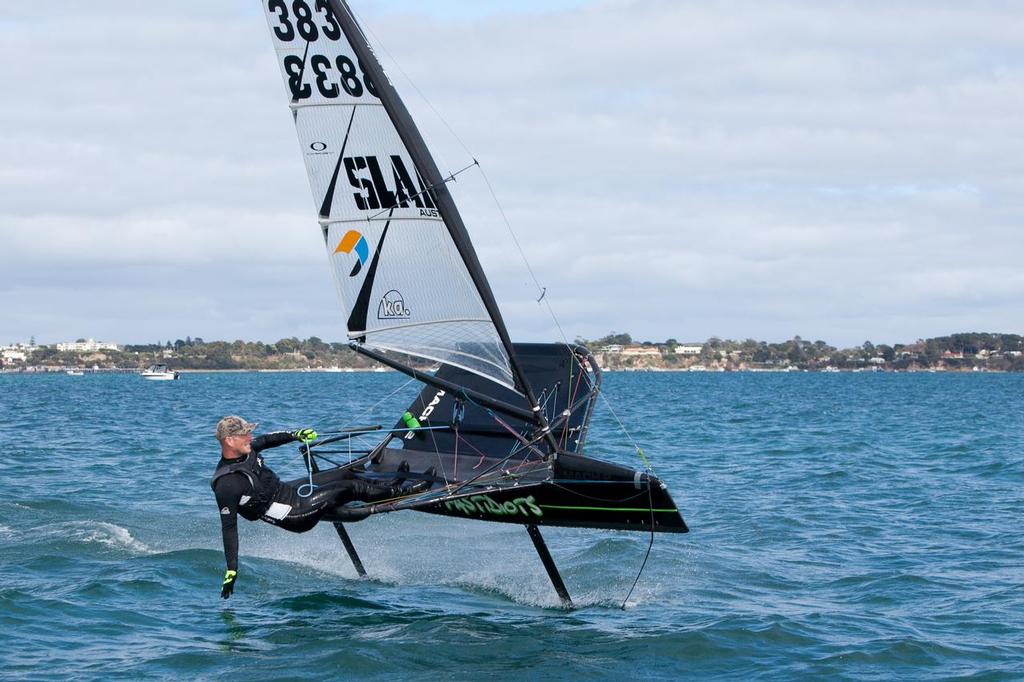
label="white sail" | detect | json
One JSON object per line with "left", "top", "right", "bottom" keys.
{"left": 262, "top": 0, "right": 516, "bottom": 390}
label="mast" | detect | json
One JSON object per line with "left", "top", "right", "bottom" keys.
{"left": 328, "top": 0, "right": 556, "bottom": 443}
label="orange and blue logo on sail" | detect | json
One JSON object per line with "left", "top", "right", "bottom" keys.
{"left": 334, "top": 230, "right": 369, "bottom": 277}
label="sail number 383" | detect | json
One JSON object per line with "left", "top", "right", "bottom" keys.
{"left": 269, "top": 0, "right": 379, "bottom": 100}
{"left": 284, "top": 54, "right": 376, "bottom": 99}
{"left": 268, "top": 0, "right": 340, "bottom": 42}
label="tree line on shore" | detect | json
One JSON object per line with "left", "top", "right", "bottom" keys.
{"left": 13, "top": 337, "right": 377, "bottom": 371}
{"left": 5, "top": 332, "right": 1024, "bottom": 372}
{"left": 573, "top": 332, "right": 1024, "bottom": 372}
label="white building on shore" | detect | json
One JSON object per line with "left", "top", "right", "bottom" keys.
{"left": 620, "top": 345, "right": 662, "bottom": 357}
{"left": 1, "top": 348, "right": 28, "bottom": 363}
{"left": 56, "top": 338, "right": 121, "bottom": 352}
{"left": 1, "top": 341, "right": 39, "bottom": 362}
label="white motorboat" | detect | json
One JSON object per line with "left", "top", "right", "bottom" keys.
{"left": 141, "top": 364, "right": 179, "bottom": 381}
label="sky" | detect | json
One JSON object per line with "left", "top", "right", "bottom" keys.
{"left": 1, "top": 1, "right": 1022, "bottom": 348}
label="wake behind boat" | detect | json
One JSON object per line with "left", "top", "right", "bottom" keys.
{"left": 258, "top": 0, "right": 686, "bottom": 606}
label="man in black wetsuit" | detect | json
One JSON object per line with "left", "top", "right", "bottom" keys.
{"left": 211, "top": 415, "right": 427, "bottom": 599}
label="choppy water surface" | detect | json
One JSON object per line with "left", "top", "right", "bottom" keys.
{"left": 1, "top": 372, "right": 1022, "bottom": 680}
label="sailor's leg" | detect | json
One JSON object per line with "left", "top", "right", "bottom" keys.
{"left": 274, "top": 483, "right": 348, "bottom": 532}
{"left": 275, "top": 480, "right": 400, "bottom": 533}
{"left": 275, "top": 513, "right": 321, "bottom": 533}
{"left": 309, "top": 478, "right": 400, "bottom": 505}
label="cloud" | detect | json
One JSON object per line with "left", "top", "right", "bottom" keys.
{"left": 1, "top": 1, "right": 1022, "bottom": 346}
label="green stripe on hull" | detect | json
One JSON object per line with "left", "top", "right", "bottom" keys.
{"left": 538, "top": 505, "right": 679, "bottom": 513}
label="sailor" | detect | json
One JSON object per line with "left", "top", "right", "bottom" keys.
{"left": 211, "top": 415, "right": 428, "bottom": 599}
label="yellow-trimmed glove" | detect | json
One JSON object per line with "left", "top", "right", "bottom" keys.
{"left": 293, "top": 428, "right": 318, "bottom": 444}
{"left": 221, "top": 569, "right": 237, "bottom": 599}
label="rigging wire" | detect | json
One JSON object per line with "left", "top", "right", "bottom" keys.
{"left": 348, "top": 375, "right": 418, "bottom": 424}
{"left": 363, "top": 160, "right": 478, "bottom": 223}
{"left": 474, "top": 163, "right": 649, "bottom": 465}
{"left": 351, "top": 0, "right": 574, "bottom": 349}
{"left": 621, "top": 479, "right": 656, "bottom": 609}
{"left": 487, "top": 159, "right": 662, "bottom": 605}
{"left": 419, "top": 389, "right": 450, "bottom": 484}
{"left": 345, "top": 3, "right": 469, "bottom": 176}
{"left": 476, "top": 162, "right": 661, "bottom": 605}
{"left": 295, "top": 375, "right": 417, "bottom": 473}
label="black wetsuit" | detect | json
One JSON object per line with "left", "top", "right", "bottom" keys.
{"left": 211, "top": 432, "right": 391, "bottom": 572}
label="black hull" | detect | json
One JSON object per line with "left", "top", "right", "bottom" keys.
{"left": 416, "top": 475, "right": 687, "bottom": 533}
{"left": 319, "top": 449, "right": 687, "bottom": 534}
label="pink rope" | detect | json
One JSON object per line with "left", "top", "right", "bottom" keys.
{"left": 454, "top": 433, "right": 490, "bottom": 470}
{"left": 562, "top": 366, "right": 586, "bottom": 449}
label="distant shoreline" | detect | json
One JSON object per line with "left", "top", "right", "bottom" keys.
{"left": 0, "top": 367, "right": 396, "bottom": 375}
{"left": 0, "top": 366, "right": 1013, "bottom": 376}
{"left": 3, "top": 332, "right": 1022, "bottom": 373}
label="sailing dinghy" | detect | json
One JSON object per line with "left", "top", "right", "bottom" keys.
{"left": 261, "top": 0, "right": 687, "bottom": 606}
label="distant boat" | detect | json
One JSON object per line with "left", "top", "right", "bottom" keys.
{"left": 323, "top": 366, "right": 345, "bottom": 373}
{"left": 66, "top": 369, "right": 84, "bottom": 376}
{"left": 141, "top": 364, "right": 179, "bottom": 381}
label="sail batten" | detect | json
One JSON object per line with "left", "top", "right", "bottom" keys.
{"left": 262, "top": 0, "right": 524, "bottom": 395}
{"left": 319, "top": 216, "right": 443, "bottom": 225}
{"left": 351, "top": 317, "right": 496, "bottom": 335}
{"left": 367, "top": 342, "right": 517, "bottom": 392}
{"left": 288, "top": 101, "right": 382, "bottom": 110}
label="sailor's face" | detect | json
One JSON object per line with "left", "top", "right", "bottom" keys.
{"left": 226, "top": 433, "right": 253, "bottom": 455}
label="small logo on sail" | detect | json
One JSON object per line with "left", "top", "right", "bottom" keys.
{"left": 334, "top": 230, "right": 369, "bottom": 277}
{"left": 377, "top": 290, "right": 410, "bottom": 319}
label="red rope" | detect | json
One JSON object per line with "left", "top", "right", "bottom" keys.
{"left": 453, "top": 432, "right": 489, "bottom": 470}
{"left": 562, "top": 366, "right": 586, "bottom": 449}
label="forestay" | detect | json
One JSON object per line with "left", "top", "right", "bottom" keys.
{"left": 261, "top": 0, "right": 516, "bottom": 391}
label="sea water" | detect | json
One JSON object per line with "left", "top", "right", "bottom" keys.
{"left": 0, "top": 371, "right": 1021, "bottom": 680}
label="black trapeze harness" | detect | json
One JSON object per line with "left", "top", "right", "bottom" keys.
{"left": 210, "top": 453, "right": 282, "bottom": 521}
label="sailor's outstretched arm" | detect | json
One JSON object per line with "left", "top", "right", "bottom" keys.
{"left": 251, "top": 431, "right": 297, "bottom": 453}
{"left": 252, "top": 429, "right": 317, "bottom": 453}
{"left": 214, "top": 476, "right": 246, "bottom": 572}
